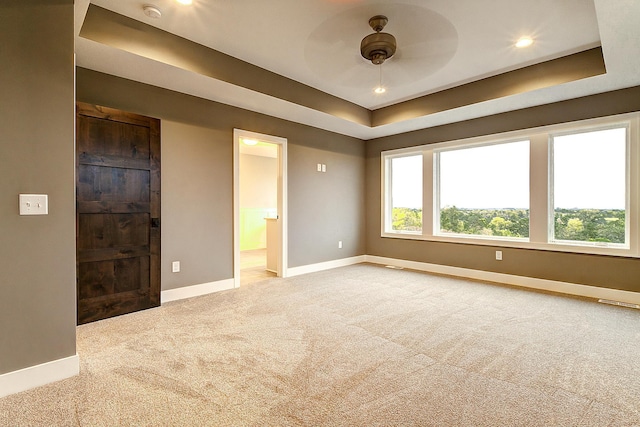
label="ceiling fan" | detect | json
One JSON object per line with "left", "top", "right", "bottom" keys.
{"left": 360, "top": 15, "right": 397, "bottom": 65}
{"left": 303, "top": 4, "right": 458, "bottom": 104}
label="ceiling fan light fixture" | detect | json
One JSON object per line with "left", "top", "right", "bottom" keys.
{"left": 360, "top": 15, "right": 397, "bottom": 65}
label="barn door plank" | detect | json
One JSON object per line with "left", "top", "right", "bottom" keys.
{"left": 76, "top": 102, "right": 160, "bottom": 325}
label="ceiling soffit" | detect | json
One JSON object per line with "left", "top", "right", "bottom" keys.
{"left": 373, "top": 47, "right": 605, "bottom": 127}
{"left": 80, "top": 5, "right": 371, "bottom": 126}
{"left": 80, "top": 3, "right": 606, "bottom": 131}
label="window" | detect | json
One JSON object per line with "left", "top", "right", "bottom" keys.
{"left": 437, "top": 140, "right": 530, "bottom": 239}
{"left": 381, "top": 113, "right": 639, "bottom": 257}
{"left": 384, "top": 153, "right": 422, "bottom": 234}
{"left": 551, "top": 127, "right": 628, "bottom": 246}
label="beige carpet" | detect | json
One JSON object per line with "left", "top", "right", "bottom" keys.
{"left": 1, "top": 264, "right": 640, "bottom": 426}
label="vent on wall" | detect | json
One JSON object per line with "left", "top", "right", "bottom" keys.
{"left": 598, "top": 299, "right": 640, "bottom": 310}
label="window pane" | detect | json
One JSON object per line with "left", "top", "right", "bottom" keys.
{"left": 438, "top": 140, "right": 530, "bottom": 238}
{"left": 552, "top": 127, "right": 627, "bottom": 245}
{"left": 389, "top": 155, "right": 422, "bottom": 232}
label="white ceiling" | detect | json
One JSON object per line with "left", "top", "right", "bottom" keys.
{"left": 74, "top": 0, "right": 640, "bottom": 140}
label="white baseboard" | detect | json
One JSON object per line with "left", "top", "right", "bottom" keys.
{"left": 161, "top": 279, "right": 235, "bottom": 304}
{"left": 365, "top": 255, "right": 640, "bottom": 306}
{"left": 287, "top": 255, "right": 366, "bottom": 277}
{"left": 0, "top": 354, "right": 79, "bottom": 399}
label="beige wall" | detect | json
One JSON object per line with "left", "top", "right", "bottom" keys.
{"left": 0, "top": 1, "right": 76, "bottom": 374}
{"left": 240, "top": 154, "right": 277, "bottom": 210}
{"left": 240, "top": 154, "right": 277, "bottom": 250}
{"left": 366, "top": 87, "right": 640, "bottom": 293}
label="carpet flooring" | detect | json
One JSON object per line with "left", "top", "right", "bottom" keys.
{"left": 1, "top": 264, "right": 639, "bottom": 426}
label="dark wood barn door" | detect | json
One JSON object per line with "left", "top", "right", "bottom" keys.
{"left": 76, "top": 103, "right": 160, "bottom": 325}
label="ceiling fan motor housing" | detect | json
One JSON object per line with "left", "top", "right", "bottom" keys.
{"left": 361, "top": 15, "right": 397, "bottom": 65}
{"left": 361, "top": 32, "right": 397, "bottom": 64}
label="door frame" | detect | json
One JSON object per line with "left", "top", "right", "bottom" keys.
{"left": 233, "top": 129, "right": 288, "bottom": 287}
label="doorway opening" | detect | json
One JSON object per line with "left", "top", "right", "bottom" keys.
{"left": 233, "top": 129, "right": 287, "bottom": 287}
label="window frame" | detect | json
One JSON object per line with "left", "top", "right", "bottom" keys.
{"left": 434, "top": 138, "right": 531, "bottom": 242}
{"left": 382, "top": 149, "right": 424, "bottom": 236}
{"left": 380, "top": 112, "right": 640, "bottom": 258}
{"left": 548, "top": 123, "right": 631, "bottom": 249}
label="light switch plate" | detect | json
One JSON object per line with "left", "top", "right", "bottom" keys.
{"left": 19, "top": 194, "right": 48, "bottom": 215}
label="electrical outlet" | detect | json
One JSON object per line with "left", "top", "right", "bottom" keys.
{"left": 317, "top": 163, "right": 322, "bottom": 172}
{"left": 495, "top": 250, "right": 503, "bottom": 261}
{"left": 172, "top": 261, "right": 181, "bottom": 272}
{"left": 338, "top": 240, "right": 343, "bottom": 249}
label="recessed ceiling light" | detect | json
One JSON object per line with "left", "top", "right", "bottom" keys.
{"left": 242, "top": 138, "right": 258, "bottom": 146}
{"left": 515, "top": 36, "right": 533, "bottom": 48}
{"left": 176, "top": 0, "right": 192, "bottom": 4}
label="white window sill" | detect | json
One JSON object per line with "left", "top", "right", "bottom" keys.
{"left": 380, "top": 232, "right": 638, "bottom": 258}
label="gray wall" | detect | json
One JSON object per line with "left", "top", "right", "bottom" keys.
{"left": 0, "top": 1, "right": 76, "bottom": 374}
{"left": 76, "top": 68, "right": 367, "bottom": 284}
{"left": 366, "top": 87, "right": 640, "bottom": 293}
{"left": 289, "top": 143, "right": 366, "bottom": 265}
{"left": 161, "top": 121, "right": 233, "bottom": 291}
